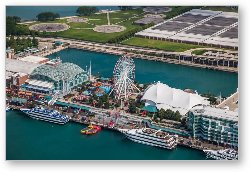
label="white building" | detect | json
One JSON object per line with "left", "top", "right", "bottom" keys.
{"left": 141, "top": 82, "right": 209, "bottom": 115}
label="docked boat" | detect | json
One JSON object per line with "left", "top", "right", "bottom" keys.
{"left": 81, "top": 124, "right": 102, "bottom": 135}
{"left": 203, "top": 149, "right": 238, "bottom": 160}
{"left": 20, "top": 107, "right": 69, "bottom": 125}
{"left": 6, "top": 106, "right": 11, "bottom": 112}
{"left": 118, "top": 128, "right": 178, "bottom": 150}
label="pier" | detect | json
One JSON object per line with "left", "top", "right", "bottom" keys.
{"left": 7, "top": 102, "right": 226, "bottom": 151}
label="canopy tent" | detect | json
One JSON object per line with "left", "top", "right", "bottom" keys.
{"left": 55, "top": 101, "right": 90, "bottom": 111}
{"left": 141, "top": 82, "right": 209, "bottom": 115}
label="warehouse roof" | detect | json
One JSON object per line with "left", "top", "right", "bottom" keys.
{"left": 19, "top": 55, "right": 49, "bottom": 64}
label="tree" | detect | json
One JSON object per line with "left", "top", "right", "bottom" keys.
{"left": 6, "top": 16, "right": 30, "bottom": 36}
{"left": 12, "top": 16, "right": 21, "bottom": 23}
{"left": 27, "top": 37, "right": 32, "bottom": 47}
{"left": 16, "top": 36, "right": 21, "bottom": 45}
{"left": 97, "top": 99, "right": 103, "bottom": 108}
{"left": 76, "top": 7, "right": 98, "bottom": 16}
{"left": 6, "top": 38, "right": 10, "bottom": 48}
{"left": 17, "top": 25, "right": 30, "bottom": 35}
{"left": 8, "top": 35, "right": 17, "bottom": 51}
{"left": 36, "top": 12, "right": 60, "bottom": 21}
{"left": 128, "top": 103, "right": 136, "bottom": 113}
{"left": 181, "top": 117, "right": 187, "bottom": 127}
{"left": 201, "top": 93, "right": 218, "bottom": 105}
{"left": 158, "top": 108, "right": 166, "bottom": 121}
{"left": 104, "top": 101, "right": 110, "bottom": 109}
{"left": 6, "top": 16, "right": 17, "bottom": 35}
{"left": 32, "top": 36, "right": 39, "bottom": 47}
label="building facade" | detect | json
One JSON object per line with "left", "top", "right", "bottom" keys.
{"left": 26, "top": 61, "right": 88, "bottom": 95}
{"left": 187, "top": 105, "right": 238, "bottom": 148}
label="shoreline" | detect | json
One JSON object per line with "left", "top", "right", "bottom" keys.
{"left": 7, "top": 104, "right": 225, "bottom": 152}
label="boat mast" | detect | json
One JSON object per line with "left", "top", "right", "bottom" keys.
{"left": 89, "top": 61, "right": 92, "bottom": 81}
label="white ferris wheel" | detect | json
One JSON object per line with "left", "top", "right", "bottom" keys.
{"left": 110, "top": 56, "right": 140, "bottom": 101}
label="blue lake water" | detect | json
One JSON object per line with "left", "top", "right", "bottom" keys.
{"left": 6, "top": 6, "right": 119, "bottom": 21}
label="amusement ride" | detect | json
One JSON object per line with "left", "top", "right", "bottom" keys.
{"left": 110, "top": 56, "right": 140, "bottom": 108}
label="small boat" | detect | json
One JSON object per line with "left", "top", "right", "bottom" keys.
{"left": 80, "top": 125, "right": 93, "bottom": 134}
{"left": 80, "top": 124, "right": 101, "bottom": 135}
{"left": 6, "top": 106, "right": 11, "bottom": 112}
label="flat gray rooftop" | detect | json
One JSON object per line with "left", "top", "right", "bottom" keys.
{"left": 6, "top": 58, "right": 42, "bottom": 74}
{"left": 136, "top": 9, "right": 238, "bottom": 48}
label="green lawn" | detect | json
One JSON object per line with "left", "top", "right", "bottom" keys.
{"left": 191, "top": 49, "right": 207, "bottom": 55}
{"left": 26, "top": 9, "right": 146, "bottom": 43}
{"left": 52, "top": 19, "right": 144, "bottom": 42}
{"left": 122, "top": 37, "right": 208, "bottom": 52}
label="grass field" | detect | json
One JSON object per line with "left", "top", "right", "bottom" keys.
{"left": 122, "top": 37, "right": 207, "bottom": 52}
{"left": 191, "top": 49, "right": 207, "bottom": 55}
{"left": 25, "top": 9, "right": 146, "bottom": 43}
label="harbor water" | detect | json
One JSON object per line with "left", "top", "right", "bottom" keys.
{"left": 6, "top": 110, "right": 206, "bottom": 160}
{"left": 6, "top": 48, "right": 238, "bottom": 160}
{"left": 49, "top": 48, "right": 238, "bottom": 97}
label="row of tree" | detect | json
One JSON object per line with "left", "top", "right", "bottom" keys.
{"left": 6, "top": 35, "right": 38, "bottom": 52}
{"left": 6, "top": 16, "right": 30, "bottom": 36}
{"left": 36, "top": 12, "right": 60, "bottom": 21}
{"left": 155, "top": 109, "right": 182, "bottom": 122}
{"left": 76, "top": 7, "right": 98, "bottom": 16}
{"left": 201, "top": 93, "right": 220, "bottom": 105}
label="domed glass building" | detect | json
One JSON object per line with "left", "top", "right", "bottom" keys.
{"left": 22, "top": 59, "right": 88, "bottom": 95}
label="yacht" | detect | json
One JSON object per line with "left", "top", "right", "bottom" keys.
{"left": 203, "top": 149, "right": 238, "bottom": 160}
{"left": 20, "top": 107, "right": 69, "bottom": 124}
{"left": 118, "top": 128, "right": 178, "bottom": 149}
{"left": 6, "top": 106, "right": 11, "bottom": 112}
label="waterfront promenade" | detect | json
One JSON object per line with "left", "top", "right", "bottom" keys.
{"left": 8, "top": 100, "right": 225, "bottom": 151}
{"left": 36, "top": 37, "right": 238, "bottom": 73}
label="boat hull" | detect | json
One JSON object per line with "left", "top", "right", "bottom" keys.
{"left": 20, "top": 108, "right": 69, "bottom": 125}
{"left": 119, "top": 129, "right": 177, "bottom": 150}
{"left": 203, "top": 149, "right": 238, "bottom": 160}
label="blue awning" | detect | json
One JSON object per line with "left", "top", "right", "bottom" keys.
{"left": 142, "top": 105, "right": 158, "bottom": 113}
{"left": 55, "top": 101, "right": 90, "bottom": 111}
{"left": 23, "top": 84, "right": 50, "bottom": 92}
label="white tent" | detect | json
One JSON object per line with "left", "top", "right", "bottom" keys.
{"left": 141, "top": 82, "right": 209, "bottom": 115}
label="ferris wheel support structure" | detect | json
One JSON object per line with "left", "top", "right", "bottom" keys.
{"left": 109, "top": 56, "right": 140, "bottom": 104}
